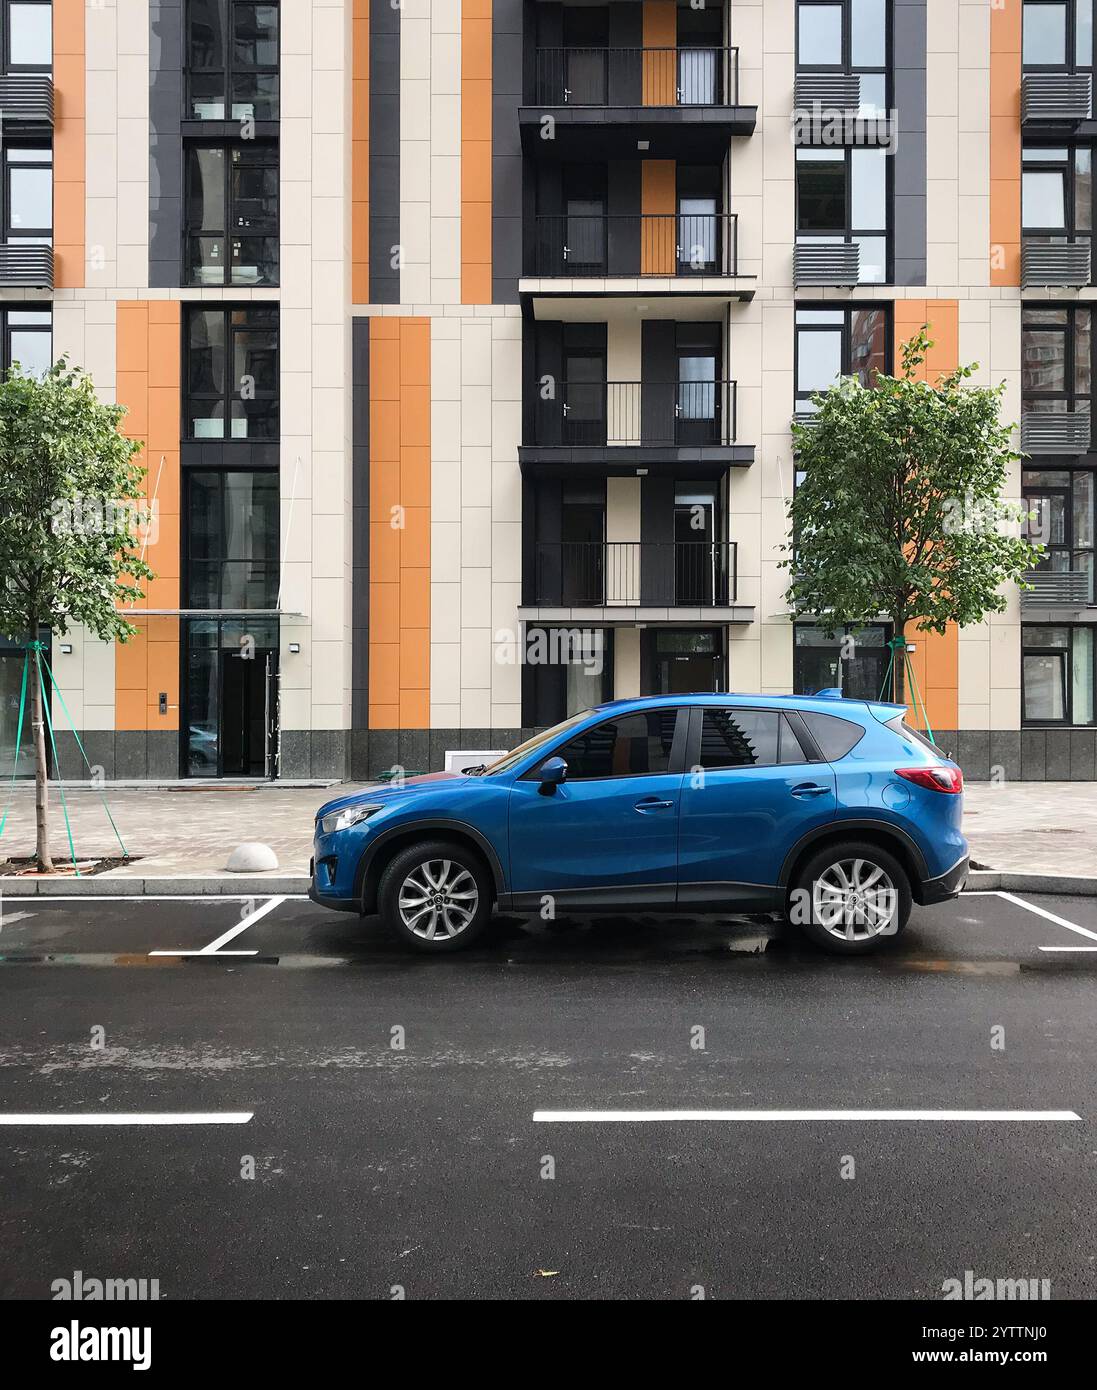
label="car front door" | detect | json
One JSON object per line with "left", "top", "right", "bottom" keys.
{"left": 677, "top": 705, "right": 836, "bottom": 908}
{"left": 507, "top": 706, "right": 687, "bottom": 909}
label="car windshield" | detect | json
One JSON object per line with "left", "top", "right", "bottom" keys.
{"left": 479, "top": 710, "right": 595, "bottom": 776}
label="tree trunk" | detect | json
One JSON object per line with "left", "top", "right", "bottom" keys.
{"left": 891, "top": 622, "right": 907, "bottom": 709}
{"left": 30, "top": 627, "right": 52, "bottom": 873}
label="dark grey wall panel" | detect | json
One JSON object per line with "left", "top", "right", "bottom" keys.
{"left": 892, "top": 0, "right": 926, "bottom": 286}
{"left": 149, "top": 1, "right": 184, "bottom": 287}
{"left": 493, "top": 0, "right": 524, "bottom": 302}
{"left": 352, "top": 319, "right": 370, "bottom": 732}
{"left": 370, "top": 1, "right": 401, "bottom": 304}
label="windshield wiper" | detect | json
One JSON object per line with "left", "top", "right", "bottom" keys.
{"left": 461, "top": 764, "right": 487, "bottom": 776}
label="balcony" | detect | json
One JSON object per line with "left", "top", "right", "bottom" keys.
{"left": 793, "top": 241, "right": 860, "bottom": 287}
{"left": 0, "top": 243, "right": 53, "bottom": 289}
{"left": 0, "top": 73, "right": 53, "bottom": 128}
{"left": 1021, "top": 569, "right": 1092, "bottom": 609}
{"left": 1021, "top": 239, "right": 1091, "bottom": 288}
{"left": 1021, "top": 73, "right": 1091, "bottom": 127}
{"left": 1021, "top": 411, "right": 1091, "bottom": 456}
{"left": 520, "top": 46, "right": 755, "bottom": 159}
{"left": 529, "top": 540, "right": 738, "bottom": 609}
{"left": 792, "top": 73, "right": 895, "bottom": 146}
{"left": 523, "top": 379, "right": 751, "bottom": 474}
{"left": 526, "top": 212, "right": 749, "bottom": 294}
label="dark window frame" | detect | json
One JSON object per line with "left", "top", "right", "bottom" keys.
{"left": 0, "top": 304, "right": 50, "bottom": 374}
{"left": 185, "top": 0, "right": 280, "bottom": 121}
{"left": 796, "top": 0, "right": 891, "bottom": 93}
{"left": 793, "top": 621, "right": 894, "bottom": 700}
{"left": 1021, "top": 0, "right": 1095, "bottom": 73}
{"left": 1021, "top": 303, "right": 1092, "bottom": 420}
{"left": 1022, "top": 622, "right": 1097, "bottom": 725}
{"left": 183, "top": 140, "right": 279, "bottom": 288}
{"left": 2, "top": 0, "right": 52, "bottom": 73}
{"left": 3, "top": 142, "right": 52, "bottom": 243}
{"left": 795, "top": 144, "right": 893, "bottom": 284}
{"left": 183, "top": 303, "right": 279, "bottom": 442}
{"left": 1022, "top": 465, "right": 1096, "bottom": 602}
{"left": 182, "top": 466, "right": 280, "bottom": 612}
{"left": 793, "top": 303, "right": 892, "bottom": 416}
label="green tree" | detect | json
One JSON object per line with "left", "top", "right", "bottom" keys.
{"left": 783, "top": 328, "right": 1042, "bottom": 709}
{"left": 0, "top": 360, "right": 152, "bottom": 871}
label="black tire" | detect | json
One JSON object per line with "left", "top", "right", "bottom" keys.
{"left": 788, "top": 840, "right": 912, "bottom": 955}
{"left": 377, "top": 840, "right": 492, "bottom": 953}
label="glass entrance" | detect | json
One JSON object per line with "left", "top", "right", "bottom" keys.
{"left": 184, "top": 618, "right": 278, "bottom": 777}
{"left": 650, "top": 628, "right": 725, "bottom": 694}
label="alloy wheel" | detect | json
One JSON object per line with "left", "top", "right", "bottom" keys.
{"left": 812, "top": 858, "right": 898, "bottom": 942}
{"left": 397, "top": 859, "right": 479, "bottom": 940}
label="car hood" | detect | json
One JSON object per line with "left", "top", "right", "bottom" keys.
{"left": 315, "top": 771, "right": 476, "bottom": 821}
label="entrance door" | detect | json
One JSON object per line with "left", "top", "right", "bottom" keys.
{"left": 651, "top": 628, "right": 724, "bottom": 694}
{"left": 561, "top": 493, "right": 606, "bottom": 605}
{"left": 184, "top": 619, "right": 279, "bottom": 777}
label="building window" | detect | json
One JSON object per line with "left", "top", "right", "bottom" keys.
{"left": 185, "top": 306, "right": 278, "bottom": 440}
{"left": 1023, "top": 467, "right": 1096, "bottom": 603}
{"left": 796, "top": 0, "right": 889, "bottom": 114}
{"left": 184, "top": 469, "right": 279, "bottom": 610}
{"left": 794, "top": 624, "right": 892, "bottom": 700}
{"left": 1, "top": 306, "right": 49, "bottom": 375}
{"left": 1023, "top": 624, "right": 1095, "bottom": 723}
{"left": 184, "top": 143, "right": 278, "bottom": 286}
{"left": 3, "top": 0, "right": 52, "bottom": 71}
{"left": 186, "top": 0, "right": 279, "bottom": 120}
{"left": 1022, "top": 305, "right": 1092, "bottom": 427}
{"left": 1022, "top": 0, "right": 1093, "bottom": 70}
{"left": 795, "top": 147, "right": 889, "bottom": 282}
{"left": 4, "top": 145, "right": 51, "bottom": 244}
{"left": 1022, "top": 145, "right": 1092, "bottom": 253}
{"left": 794, "top": 305, "right": 890, "bottom": 415}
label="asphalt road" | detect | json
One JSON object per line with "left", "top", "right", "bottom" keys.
{"left": 1, "top": 890, "right": 1095, "bottom": 1301}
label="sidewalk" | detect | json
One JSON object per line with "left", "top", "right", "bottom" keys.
{"left": 0, "top": 779, "right": 1094, "bottom": 884}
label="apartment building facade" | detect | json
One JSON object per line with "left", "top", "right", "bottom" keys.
{"left": 0, "top": 0, "right": 1093, "bottom": 783}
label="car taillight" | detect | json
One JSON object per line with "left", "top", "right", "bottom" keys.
{"left": 896, "top": 766, "right": 964, "bottom": 794}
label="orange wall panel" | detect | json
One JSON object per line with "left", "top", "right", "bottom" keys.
{"left": 462, "top": 3, "right": 493, "bottom": 303}
{"left": 353, "top": 1, "right": 370, "bottom": 303}
{"left": 642, "top": 0, "right": 677, "bottom": 106}
{"left": 641, "top": 160, "right": 676, "bottom": 274}
{"left": 52, "top": 1, "right": 85, "bottom": 288}
{"left": 894, "top": 304, "right": 960, "bottom": 732}
{"left": 114, "top": 303, "right": 182, "bottom": 733}
{"left": 990, "top": 0, "right": 1021, "bottom": 286}
{"left": 369, "top": 318, "right": 431, "bottom": 730}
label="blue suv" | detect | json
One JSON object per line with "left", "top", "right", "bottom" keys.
{"left": 310, "top": 693, "right": 969, "bottom": 956}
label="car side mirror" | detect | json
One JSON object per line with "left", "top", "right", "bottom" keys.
{"left": 539, "top": 756, "right": 567, "bottom": 792}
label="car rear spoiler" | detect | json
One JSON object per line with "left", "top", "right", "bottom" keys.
{"left": 866, "top": 701, "right": 908, "bottom": 724}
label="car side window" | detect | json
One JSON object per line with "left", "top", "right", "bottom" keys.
{"left": 697, "top": 709, "right": 808, "bottom": 769}
{"left": 553, "top": 710, "right": 678, "bottom": 780}
{"left": 799, "top": 710, "right": 865, "bottom": 760}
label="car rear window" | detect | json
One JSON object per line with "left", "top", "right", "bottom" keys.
{"left": 885, "top": 715, "right": 939, "bottom": 753}
{"left": 800, "top": 711, "right": 866, "bottom": 761}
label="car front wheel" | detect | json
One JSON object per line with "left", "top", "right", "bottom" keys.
{"left": 790, "top": 840, "right": 911, "bottom": 955}
{"left": 377, "top": 840, "right": 491, "bottom": 952}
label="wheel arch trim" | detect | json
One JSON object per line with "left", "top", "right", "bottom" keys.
{"left": 777, "top": 819, "right": 930, "bottom": 890}
{"left": 353, "top": 818, "right": 507, "bottom": 911}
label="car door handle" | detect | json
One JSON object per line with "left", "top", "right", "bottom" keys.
{"left": 634, "top": 798, "right": 675, "bottom": 812}
{"left": 790, "top": 782, "right": 831, "bottom": 799}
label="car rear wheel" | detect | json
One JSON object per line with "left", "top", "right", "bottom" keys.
{"left": 377, "top": 840, "right": 491, "bottom": 952}
{"left": 790, "top": 840, "right": 911, "bottom": 955}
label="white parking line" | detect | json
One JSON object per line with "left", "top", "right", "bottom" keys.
{"left": 149, "top": 895, "right": 287, "bottom": 958}
{"left": 1039, "top": 945, "right": 1097, "bottom": 953}
{"left": 993, "top": 891, "right": 1097, "bottom": 945}
{"left": 533, "top": 1109, "right": 1081, "bottom": 1123}
{"left": 0, "top": 1112, "right": 253, "bottom": 1126}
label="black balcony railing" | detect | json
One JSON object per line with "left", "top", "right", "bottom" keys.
{"left": 0, "top": 73, "right": 54, "bottom": 125}
{"left": 532, "top": 46, "right": 740, "bottom": 107}
{"left": 0, "top": 243, "right": 53, "bottom": 289}
{"left": 537, "top": 379, "right": 737, "bottom": 446}
{"left": 532, "top": 213, "right": 738, "bottom": 277}
{"left": 531, "top": 540, "right": 737, "bottom": 607}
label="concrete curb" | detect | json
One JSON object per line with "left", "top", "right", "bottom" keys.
{"left": 0, "top": 875, "right": 311, "bottom": 897}
{"left": 965, "top": 870, "right": 1097, "bottom": 896}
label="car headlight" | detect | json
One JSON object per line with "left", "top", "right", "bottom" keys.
{"left": 319, "top": 804, "right": 384, "bottom": 835}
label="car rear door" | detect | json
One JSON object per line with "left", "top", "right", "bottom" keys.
{"left": 676, "top": 705, "right": 837, "bottom": 907}
{"left": 507, "top": 706, "right": 687, "bottom": 909}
